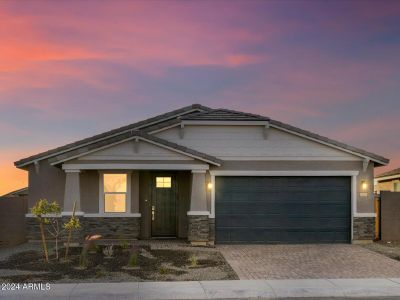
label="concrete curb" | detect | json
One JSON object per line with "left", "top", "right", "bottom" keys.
{"left": 2, "top": 278, "right": 400, "bottom": 299}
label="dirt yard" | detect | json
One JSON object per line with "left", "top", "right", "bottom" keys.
{"left": 0, "top": 243, "right": 238, "bottom": 283}
{"left": 362, "top": 241, "right": 400, "bottom": 261}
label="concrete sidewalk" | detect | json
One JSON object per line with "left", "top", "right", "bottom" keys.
{"left": 3, "top": 278, "right": 400, "bottom": 299}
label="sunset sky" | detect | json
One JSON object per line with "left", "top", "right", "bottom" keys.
{"left": 1, "top": 0, "right": 400, "bottom": 195}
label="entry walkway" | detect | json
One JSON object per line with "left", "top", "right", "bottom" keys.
{"left": 3, "top": 278, "right": 400, "bottom": 299}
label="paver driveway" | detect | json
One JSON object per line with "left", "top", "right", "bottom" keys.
{"left": 218, "top": 244, "right": 400, "bottom": 279}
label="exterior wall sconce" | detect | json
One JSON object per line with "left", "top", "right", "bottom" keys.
{"left": 207, "top": 182, "right": 213, "bottom": 190}
{"left": 361, "top": 180, "right": 368, "bottom": 191}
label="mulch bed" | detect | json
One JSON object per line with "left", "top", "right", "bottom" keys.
{"left": 0, "top": 245, "right": 238, "bottom": 283}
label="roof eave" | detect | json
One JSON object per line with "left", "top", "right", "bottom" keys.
{"left": 48, "top": 132, "right": 222, "bottom": 167}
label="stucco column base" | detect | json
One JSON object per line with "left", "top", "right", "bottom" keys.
{"left": 188, "top": 215, "right": 209, "bottom": 245}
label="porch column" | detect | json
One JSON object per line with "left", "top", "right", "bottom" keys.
{"left": 189, "top": 170, "right": 208, "bottom": 212}
{"left": 188, "top": 170, "right": 210, "bottom": 245}
{"left": 63, "top": 169, "right": 81, "bottom": 213}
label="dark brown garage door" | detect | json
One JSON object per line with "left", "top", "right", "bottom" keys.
{"left": 215, "top": 176, "right": 351, "bottom": 244}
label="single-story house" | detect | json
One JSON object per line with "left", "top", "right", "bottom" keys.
{"left": 375, "top": 168, "right": 400, "bottom": 194}
{"left": 15, "top": 104, "right": 389, "bottom": 244}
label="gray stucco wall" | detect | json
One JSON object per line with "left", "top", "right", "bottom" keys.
{"left": 131, "top": 171, "right": 140, "bottom": 213}
{"left": 80, "top": 170, "right": 99, "bottom": 213}
{"left": 28, "top": 161, "right": 65, "bottom": 209}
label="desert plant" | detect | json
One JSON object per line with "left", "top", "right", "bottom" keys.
{"left": 188, "top": 254, "right": 198, "bottom": 268}
{"left": 120, "top": 240, "right": 130, "bottom": 251}
{"left": 159, "top": 264, "right": 168, "bottom": 274}
{"left": 127, "top": 242, "right": 140, "bottom": 267}
{"left": 64, "top": 201, "right": 81, "bottom": 260}
{"left": 31, "top": 199, "right": 61, "bottom": 262}
{"left": 103, "top": 245, "right": 114, "bottom": 258}
{"left": 79, "top": 234, "right": 102, "bottom": 269}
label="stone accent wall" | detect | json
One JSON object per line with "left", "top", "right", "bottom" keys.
{"left": 188, "top": 215, "right": 209, "bottom": 242}
{"left": 26, "top": 216, "right": 141, "bottom": 242}
{"left": 83, "top": 217, "right": 140, "bottom": 240}
{"left": 26, "top": 217, "right": 43, "bottom": 241}
{"left": 209, "top": 218, "right": 215, "bottom": 242}
{"left": 353, "top": 217, "right": 375, "bottom": 240}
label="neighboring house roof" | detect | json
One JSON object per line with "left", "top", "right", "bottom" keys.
{"left": 1, "top": 187, "right": 28, "bottom": 197}
{"left": 14, "top": 104, "right": 211, "bottom": 168}
{"left": 15, "top": 104, "right": 389, "bottom": 168}
{"left": 48, "top": 131, "right": 222, "bottom": 166}
{"left": 376, "top": 167, "right": 400, "bottom": 179}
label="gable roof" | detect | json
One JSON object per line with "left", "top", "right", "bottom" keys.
{"left": 376, "top": 167, "right": 400, "bottom": 179}
{"left": 48, "top": 130, "right": 222, "bottom": 166}
{"left": 15, "top": 104, "right": 211, "bottom": 168}
{"left": 269, "top": 119, "right": 389, "bottom": 165}
{"left": 15, "top": 103, "right": 389, "bottom": 168}
{"left": 181, "top": 108, "right": 270, "bottom": 121}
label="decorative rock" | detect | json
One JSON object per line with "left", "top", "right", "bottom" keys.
{"left": 353, "top": 217, "right": 375, "bottom": 240}
{"left": 188, "top": 215, "right": 209, "bottom": 242}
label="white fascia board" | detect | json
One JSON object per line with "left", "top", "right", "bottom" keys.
{"left": 17, "top": 109, "right": 202, "bottom": 168}
{"left": 375, "top": 174, "right": 400, "bottom": 182}
{"left": 270, "top": 124, "right": 388, "bottom": 166}
{"left": 209, "top": 170, "right": 360, "bottom": 176}
{"left": 63, "top": 163, "right": 209, "bottom": 171}
{"left": 51, "top": 135, "right": 220, "bottom": 167}
{"left": 181, "top": 120, "right": 269, "bottom": 126}
{"left": 148, "top": 123, "right": 181, "bottom": 134}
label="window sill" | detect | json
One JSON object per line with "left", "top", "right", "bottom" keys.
{"left": 84, "top": 213, "right": 141, "bottom": 218}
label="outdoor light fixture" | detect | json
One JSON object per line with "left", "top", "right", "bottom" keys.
{"left": 361, "top": 180, "right": 368, "bottom": 191}
{"left": 207, "top": 182, "right": 213, "bottom": 190}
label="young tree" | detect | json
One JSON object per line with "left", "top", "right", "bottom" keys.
{"left": 64, "top": 201, "right": 81, "bottom": 260}
{"left": 32, "top": 199, "right": 81, "bottom": 262}
{"left": 31, "top": 199, "right": 61, "bottom": 262}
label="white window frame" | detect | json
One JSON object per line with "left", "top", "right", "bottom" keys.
{"left": 99, "top": 171, "right": 132, "bottom": 216}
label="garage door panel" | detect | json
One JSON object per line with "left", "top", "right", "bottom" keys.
{"left": 216, "top": 228, "right": 350, "bottom": 244}
{"left": 215, "top": 176, "right": 351, "bottom": 244}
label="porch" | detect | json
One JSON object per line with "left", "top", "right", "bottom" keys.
{"left": 27, "top": 163, "right": 214, "bottom": 244}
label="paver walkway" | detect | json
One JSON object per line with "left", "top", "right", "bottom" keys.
{"left": 218, "top": 244, "right": 400, "bottom": 279}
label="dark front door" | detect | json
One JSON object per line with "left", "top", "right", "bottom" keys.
{"left": 215, "top": 176, "right": 351, "bottom": 244}
{"left": 151, "top": 174, "right": 177, "bottom": 237}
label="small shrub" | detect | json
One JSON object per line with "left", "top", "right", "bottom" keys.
{"left": 159, "top": 265, "right": 168, "bottom": 274}
{"left": 79, "top": 234, "right": 102, "bottom": 269}
{"left": 128, "top": 242, "right": 139, "bottom": 267}
{"left": 128, "top": 253, "right": 137, "bottom": 267}
{"left": 95, "top": 269, "right": 106, "bottom": 278}
{"left": 120, "top": 240, "right": 130, "bottom": 250}
{"left": 188, "top": 254, "right": 198, "bottom": 268}
{"left": 95, "top": 245, "right": 102, "bottom": 254}
{"left": 103, "top": 245, "right": 114, "bottom": 258}
{"left": 79, "top": 251, "right": 89, "bottom": 269}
